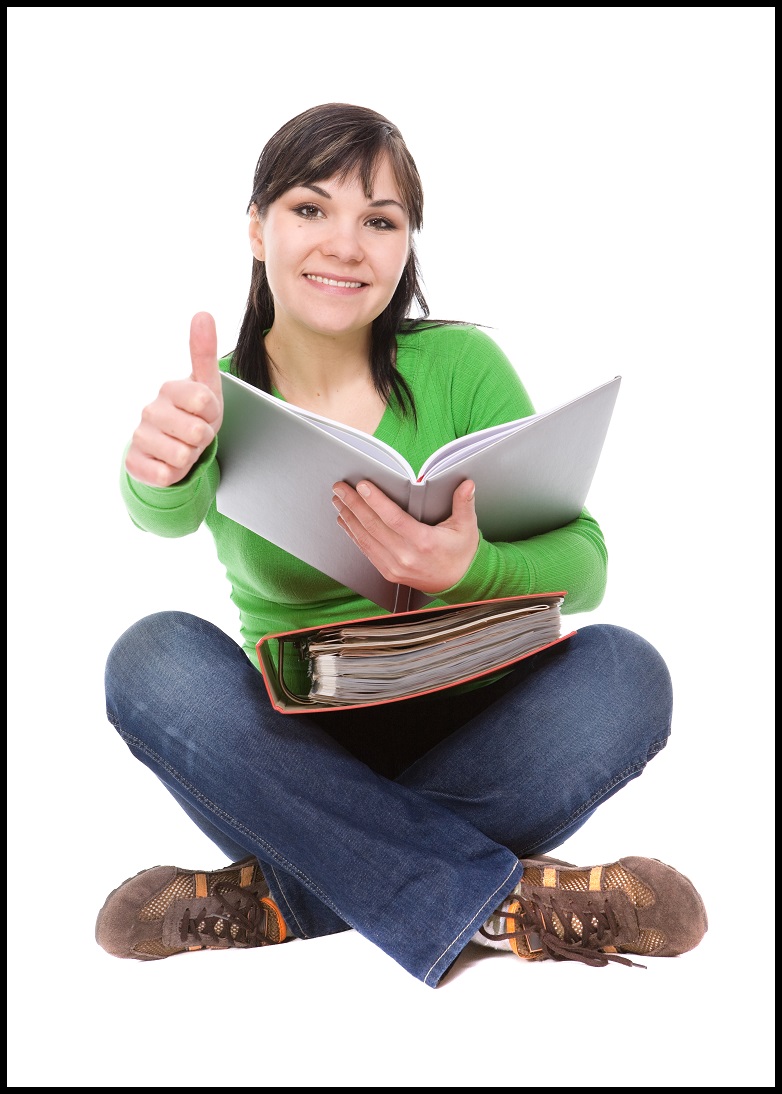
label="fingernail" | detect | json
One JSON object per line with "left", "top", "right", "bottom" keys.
{"left": 357, "top": 482, "right": 370, "bottom": 497}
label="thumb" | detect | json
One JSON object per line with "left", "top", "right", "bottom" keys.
{"left": 189, "top": 311, "right": 221, "bottom": 394}
{"left": 452, "top": 479, "right": 476, "bottom": 520}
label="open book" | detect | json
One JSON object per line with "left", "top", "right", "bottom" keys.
{"left": 256, "top": 593, "right": 572, "bottom": 713}
{"left": 216, "top": 371, "right": 620, "bottom": 612}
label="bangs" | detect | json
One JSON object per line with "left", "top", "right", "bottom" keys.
{"left": 255, "top": 108, "right": 423, "bottom": 230}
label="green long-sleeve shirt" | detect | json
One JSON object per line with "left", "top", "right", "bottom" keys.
{"left": 121, "top": 324, "right": 607, "bottom": 668}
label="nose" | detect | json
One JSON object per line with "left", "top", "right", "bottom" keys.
{"left": 321, "top": 218, "right": 364, "bottom": 263}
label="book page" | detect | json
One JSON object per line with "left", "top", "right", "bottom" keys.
{"left": 222, "top": 371, "right": 416, "bottom": 478}
{"left": 308, "top": 618, "right": 561, "bottom": 701}
{"left": 302, "top": 599, "right": 563, "bottom": 703}
{"left": 417, "top": 417, "right": 540, "bottom": 480}
{"left": 305, "top": 602, "right": 557, "bottom": 651}
{"left": 417, "top": 376, "right": 621, "bottom": 483}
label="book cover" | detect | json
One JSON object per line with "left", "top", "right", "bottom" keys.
{"left": 215, "top": 372, "right": 620, "bottom": 611}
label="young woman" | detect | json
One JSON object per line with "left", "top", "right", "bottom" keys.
{"left": 97, "top": 103, "right": 707, "bottom": 985}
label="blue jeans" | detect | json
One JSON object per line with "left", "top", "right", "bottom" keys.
{"left": 104, "top": 612, "right": 671, "bottom": 987}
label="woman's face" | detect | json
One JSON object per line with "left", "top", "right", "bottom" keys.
{"left": 249, "top": 153, "right": 411, "bottom": 340}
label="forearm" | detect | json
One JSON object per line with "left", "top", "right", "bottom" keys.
{"left": 435, "top": 510, "right": 608, "bottom": 614}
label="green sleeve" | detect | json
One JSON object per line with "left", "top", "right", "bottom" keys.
{"left": 433, "top": 507, "right": 608, "bottom": 615}
{"left": 407, "top": 328, "right": 608, "bottom": 615}
{"left": 119, "top": 438, "right": 220, "bottom": 538}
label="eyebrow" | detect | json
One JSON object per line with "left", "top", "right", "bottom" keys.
{"left": 303, "top": 183, "right": 405, "bottom": 212}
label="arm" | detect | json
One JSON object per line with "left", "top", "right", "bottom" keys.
{"left": 430, "top": 509, "right": 607, "bottom": 615}
{"left": 332, "top": 485, "right": 607, "bottom": 615}
{"left": 120, "top": 439, "right": 220, "bottom": 538}
{"left": 332, "top": 327, "right": 609, "bottom": 614}
{"left": 119, "top": 312, "right": 224, "bottom": 538}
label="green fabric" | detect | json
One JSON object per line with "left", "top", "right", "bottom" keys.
{"left": 120, "top": 324, "right": 608, "bottom": 670}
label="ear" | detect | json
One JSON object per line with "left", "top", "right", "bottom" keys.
{"left": 248, "top": 205, "right": 265, "bottom": 261}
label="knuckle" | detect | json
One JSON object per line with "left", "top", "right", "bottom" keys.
{"left": 140, "top": 402, "right": 159, "bottom": 426}
{"left": 397, "top": 547, "right": 416, "bottom": 572}
{"left": 360, "top": 512, "right": 381, "bottom": 537}
{"left": 187, "top": 418, "right": 212, "bottom": 448}
{"left": 168, "top": 440, "right": 196, "bottom": 470}
{"left": 150, "top": 463, "right": 176, "bottom": 487}
{"left": 350, "top": 525, "right": 371, "bottom": 551}
{"left": 383, "top": 509, "right": 406, "bottom": 532}
{"left": 190, "top": 385, "right": 215, "bottom": 416}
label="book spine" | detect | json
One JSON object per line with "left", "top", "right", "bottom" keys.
{"left": 392, "top": 482, "right": 428, "bottom": 613}
{"left": 407, "top": 480, "right": 427, "bottom": 522}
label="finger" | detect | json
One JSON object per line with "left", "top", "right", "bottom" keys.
{"left": 336, "top": 480, "right": 410, "bottom": 537}
{"left": 159, "top": 378, "right": 222, "bottom": 428}
{"left": 189, "top": 311, "right": 221, "bottom": 396}
{"left": 333, "top": 494, "right": 401, "bottom": 578}
{"left": 139, "top": 399, "right": 217, "bottom": 452}
{"left": 125, "top": 443, "right": 196, "bottom": 488}
{"left": 333, "top": 480, "right": 419, "bottom": 579}
{"left": 449, "top": 479, "right": 476, "bottom": 524}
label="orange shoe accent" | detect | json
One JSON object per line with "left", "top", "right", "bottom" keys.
{"left": 504, "top": 899, "right": 523, "bottom": 957}
{"left": 542, "top": 866, "right": 557, "bottom": 887}
{"left": 260, "top": 896, "right": 287, "bottom": 942}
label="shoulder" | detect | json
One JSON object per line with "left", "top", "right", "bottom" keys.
{"left": 398, "top": 322, "right": 514, "bottom": 372}
{"left": 396, "top": 322, "right": 534, "bottom": 420}
{"left": 400, "top": 321, "right": 499, "bottom": 352}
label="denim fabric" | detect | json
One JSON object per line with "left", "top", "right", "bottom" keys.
{"left": 104, "top": 612, "right": 672, "bottom": 986}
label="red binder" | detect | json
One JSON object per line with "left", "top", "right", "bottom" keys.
{"left": 256, "top": 592, "right": 574, "bottom": 714}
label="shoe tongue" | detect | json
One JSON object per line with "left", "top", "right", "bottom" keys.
{"left": 162, "top": 895, "right": 236, "bottom": 948}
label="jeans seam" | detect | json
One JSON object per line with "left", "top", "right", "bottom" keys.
{"left": 266, "top": 863, "right": 309, "bottom": 939}
{"left": 532, "top": 754, "right": 658, "bottom": 850}
{"left": 423, "top": 861, "right": 521, "bottom": 987}
{"left": 115, "top": 726, "right": 339, "bottom": 935}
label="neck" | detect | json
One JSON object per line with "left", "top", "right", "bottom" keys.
{"left": 263, "top": 323, "right": 386, "bottom": 431}
{"left": 264, "top": 325, "right": 372, "bottom": 401}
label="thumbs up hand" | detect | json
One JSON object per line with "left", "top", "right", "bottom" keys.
{"left": 124, "top": 312, "right": 224, "bottom": 487}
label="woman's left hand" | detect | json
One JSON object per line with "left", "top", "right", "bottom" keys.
{"left": 331, "top": 478, "right": 480, "bottom": 595}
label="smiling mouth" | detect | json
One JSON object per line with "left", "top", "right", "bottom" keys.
{"left": 304, "top": 274, "right": 365, "bottom": 289}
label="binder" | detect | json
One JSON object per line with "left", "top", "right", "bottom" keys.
{"left": 256, "top": 592, "right": 574, "bottom": 713}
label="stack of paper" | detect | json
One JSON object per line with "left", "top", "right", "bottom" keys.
{"left": 299, "top": 598, "right": 564, "bottom": 704}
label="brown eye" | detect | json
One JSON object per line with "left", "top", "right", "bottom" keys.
{"left": 365, "top": 217, "right": 396, "bottom": 231}
{"left": 294, "top": 204, "right": 323, "bottom": 219}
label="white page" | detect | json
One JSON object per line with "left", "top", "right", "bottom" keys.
{"left": 223, "top": 372, "right": 416, "bottom": 478}
{"left": 417, "top": 376, "right": 621, "bottom": 481}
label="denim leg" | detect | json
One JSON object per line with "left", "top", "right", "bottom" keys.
{"left": 397, "top": 624, "right": 673, "bottom": 856}
{"left": 104, "top": 612, "right": 523, "bottom": 987}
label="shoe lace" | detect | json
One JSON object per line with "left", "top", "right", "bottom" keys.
{"left": 178, "top": 882, "right": 275, "bottom": 948}
{"left": 483, "top": 893, "right": 647, "bottom": 969}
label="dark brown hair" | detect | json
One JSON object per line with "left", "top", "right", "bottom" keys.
{"left": 231, "top": 103, "right": 448, "bottom": 418}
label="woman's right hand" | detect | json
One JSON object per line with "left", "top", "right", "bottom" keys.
{"left": 124, "top": 312, "right": 225, "bottom": 487}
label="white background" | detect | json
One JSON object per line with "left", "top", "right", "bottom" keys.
{"left": 7, "top": 7, "right": 774, "bottom": 1088}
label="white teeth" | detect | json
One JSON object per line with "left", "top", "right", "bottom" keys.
{"left": 305, "top": 274, "right": 363, "bottom": 288}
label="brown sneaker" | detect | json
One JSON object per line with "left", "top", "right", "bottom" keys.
{"left": 481, "top": 855, "right": 707, "bottom": 968}
{"left": 95, "top": 855, "right": 287, "bottom": 960}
